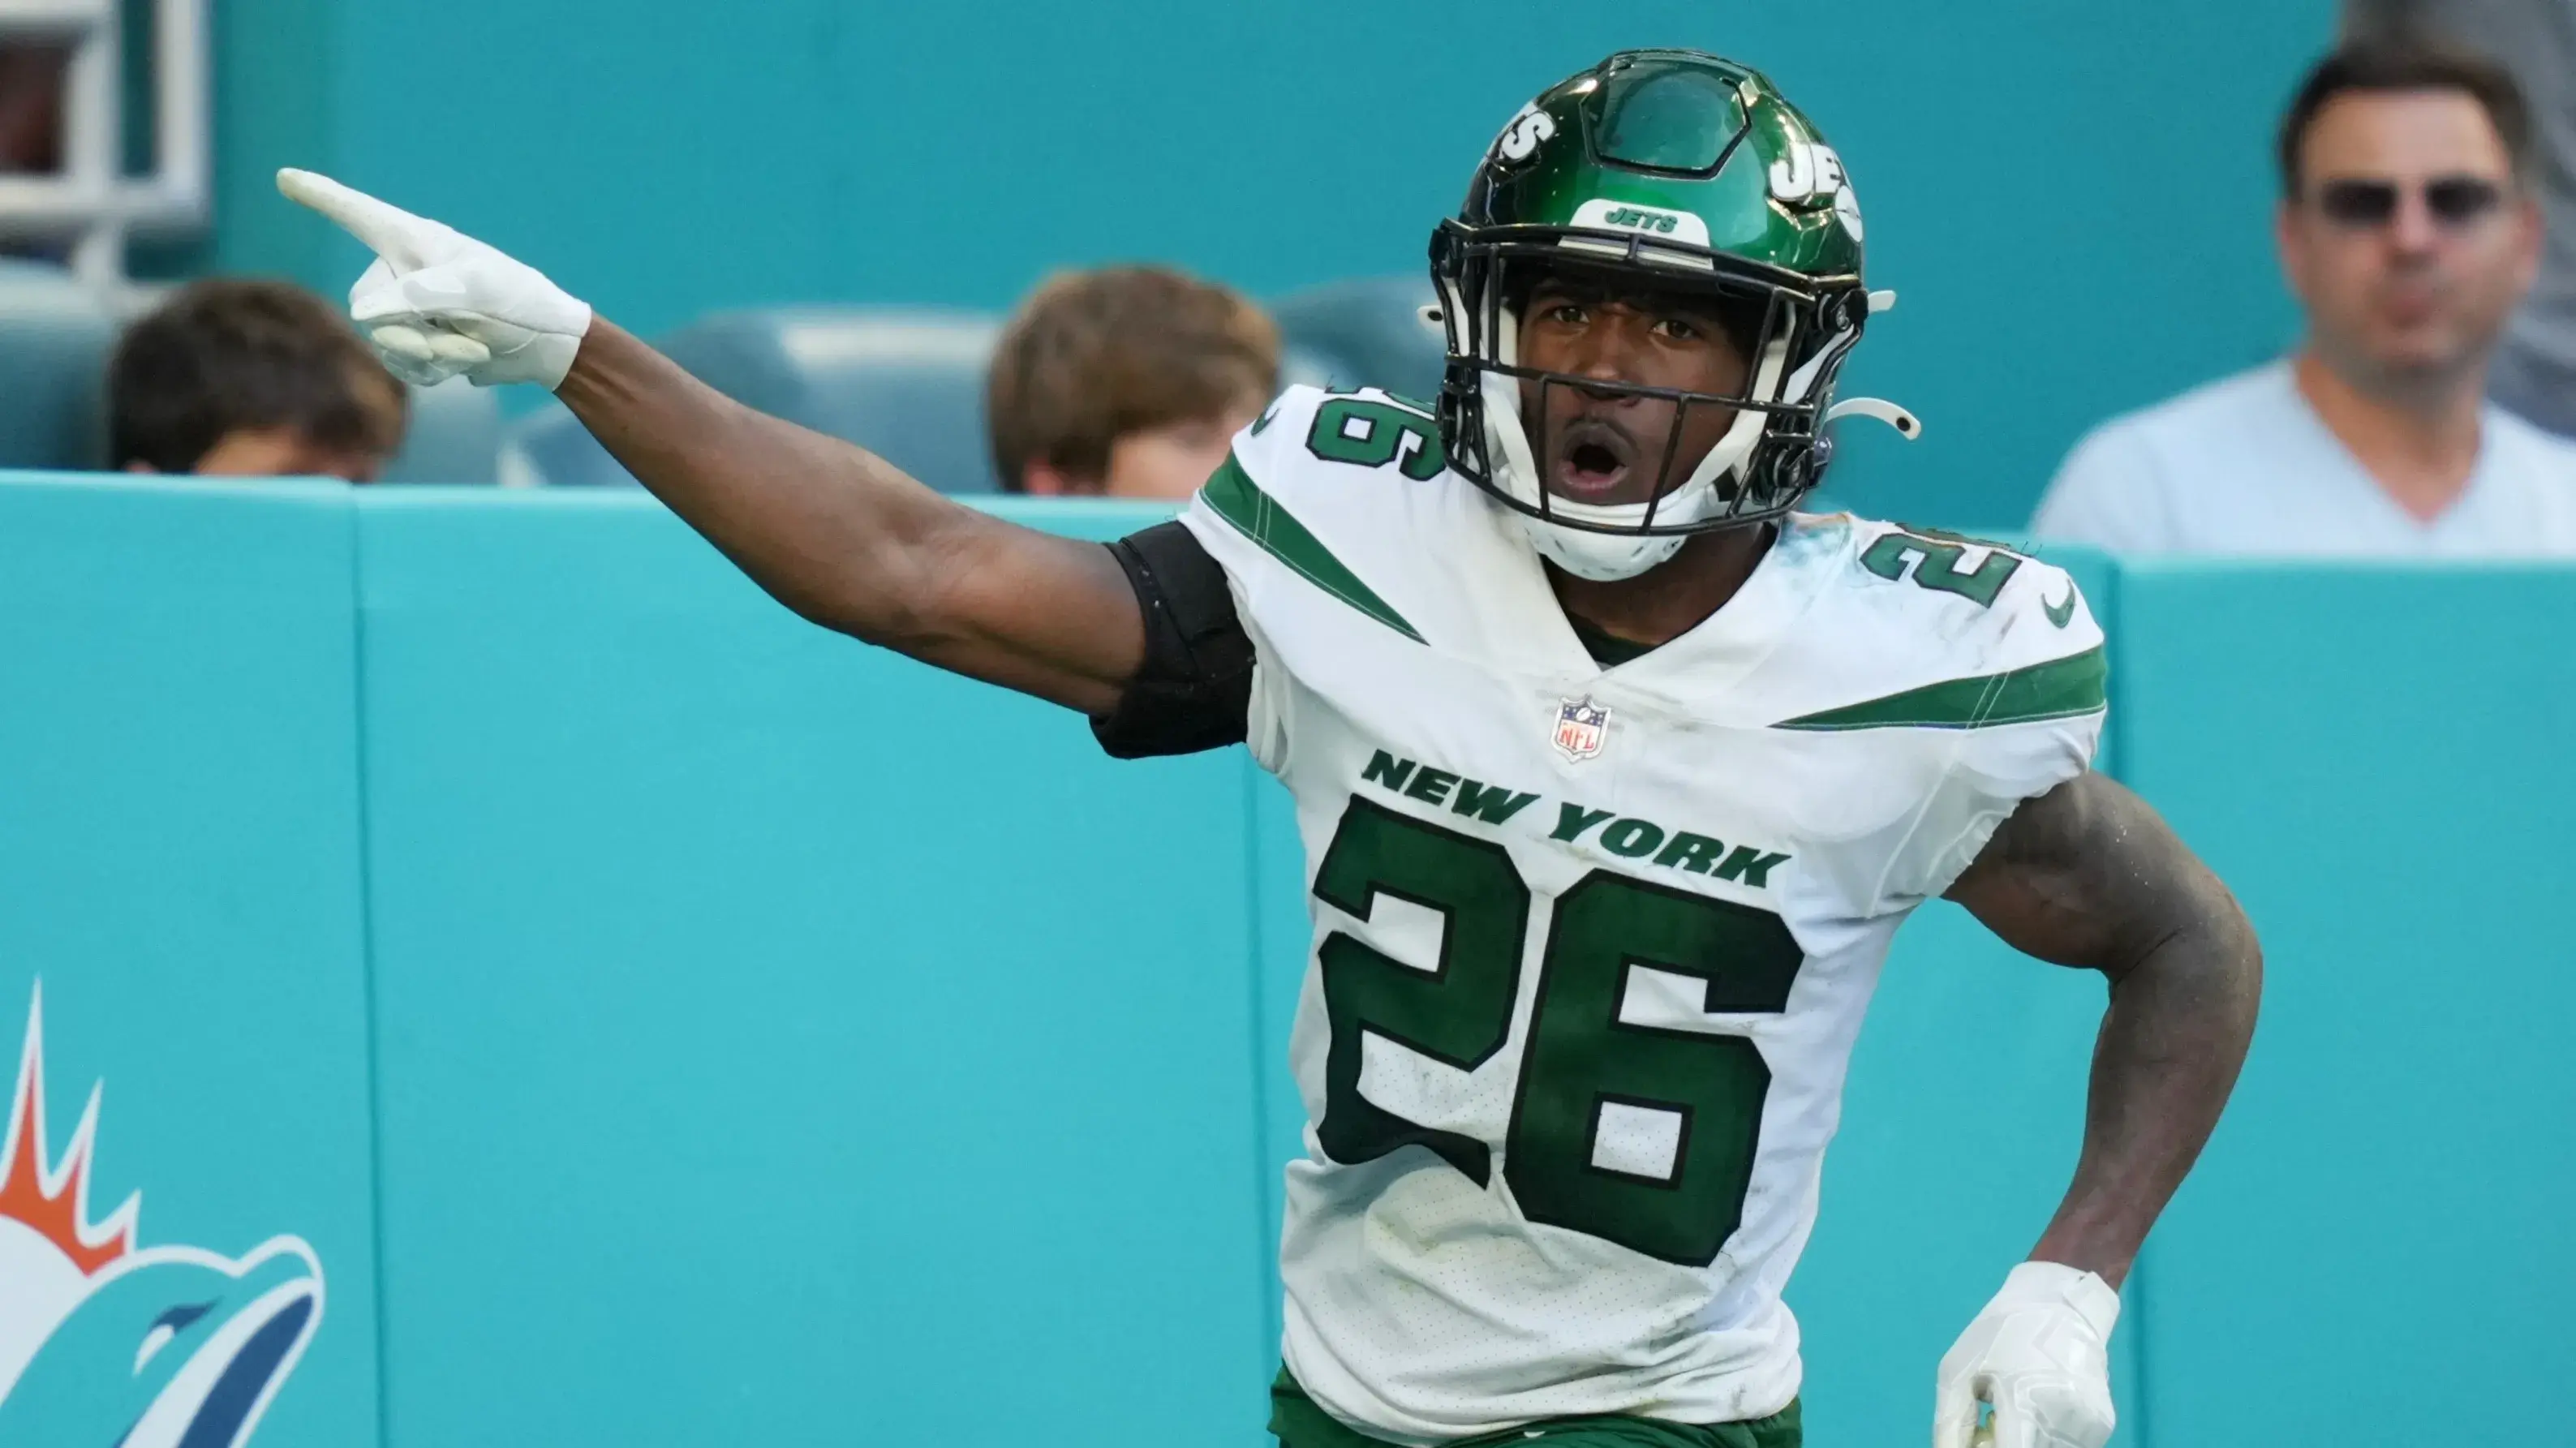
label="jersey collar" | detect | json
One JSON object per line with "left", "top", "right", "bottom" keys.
{"left": 1461, "top": 497, "right": 1836, "bottom": 699}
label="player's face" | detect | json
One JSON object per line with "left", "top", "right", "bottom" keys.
{"left": 1515, "top": 275, "right": 1750, "bottom": 509}
{"left": 2278, "top": 91, "right": 2540, "bottom": 391}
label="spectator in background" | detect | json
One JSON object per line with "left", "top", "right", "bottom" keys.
{"left": 111, "top": 278, "right": 407, "bottom": 482}
{"left": 987, "top": 265, "right": 1277, "bottom": 500}
{"left": 0, "top": 41, "right": 71, "bottom": 262}
{"left": 2032, "top": 41, "right": 2576, "bottom": 556}
{"left": 2348, "top": 0, "right": 2576, "bottom": 436}
{"left": 0, "top": 41, "right": 66, "bottom": 174}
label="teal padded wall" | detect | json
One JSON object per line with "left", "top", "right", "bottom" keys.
{"left": 350, "top": 492, "right": 1275, "bottom": 1447}
{"left": 2114, "top": 561, "right": 2576, "bottom": 1448}
{"left": 206, "top": 0, "right": 2333, "bottom": 526}
{"left": 0, "top": 476, "right": 381, "bottom": 1448}
{"left": 10, "top": 470, "right": 2575, "bottom": 1448}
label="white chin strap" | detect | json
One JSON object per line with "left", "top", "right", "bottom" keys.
{"left": 1477, "top": 302, "right": 1787, "bottom": 582}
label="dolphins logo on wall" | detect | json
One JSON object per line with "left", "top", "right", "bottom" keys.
{"left": 0, "top": 982, "right": 325, "bottom": 1446}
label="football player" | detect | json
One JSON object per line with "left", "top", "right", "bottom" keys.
{"left": 281, "top": 49, "right": 2260, "bottom": 1448}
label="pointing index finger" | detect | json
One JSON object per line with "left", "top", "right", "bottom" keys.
{"left": 276, "top": 168, "right": 431, "bottom": 272}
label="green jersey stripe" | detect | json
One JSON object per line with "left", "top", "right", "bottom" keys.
{"left": 1773, "top": 644, "right": 2107, "bottom": 732}
{"left": 1201, "top": 454, "right": 1425, "bottom": 643}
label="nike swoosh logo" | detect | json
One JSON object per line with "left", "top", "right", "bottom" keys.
{"left": 2043, "top": 587, "right": 2077, "bottom": 629}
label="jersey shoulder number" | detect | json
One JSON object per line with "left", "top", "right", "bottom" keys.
{"left": 1185, "top": 385, "right": 1443, "bottom": 646}
{"left": 1851, "top": 522, "right": 2027, "bottom": 608}
{"left": 1295, "top": 389, "right": 1447, "bottom": 481}
{"left": 1772, "top": 518, "right": 2105, "bottom": 734}
{"left": 1227, "top": 384, "right": 1449, "bottom": 492}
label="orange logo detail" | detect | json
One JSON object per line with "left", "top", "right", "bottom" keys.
{"left": 0, "top": 986, "right": 139, "bottom": 1277}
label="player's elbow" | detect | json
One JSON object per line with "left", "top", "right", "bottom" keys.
{"left": 2127, "top": 874, "right": 2264, "bottom": 1019}
{"left": 766, "top": 522, "right": 973, "bottom": 655}
{"left": 2208, "top": 886, "right": 2264, "bottom": 1005}
{"left": 2187, "top": 870, "right": 2262, "bottom": 980}
{"left": 785, "top": 582, "right": 952, "bottom": 656}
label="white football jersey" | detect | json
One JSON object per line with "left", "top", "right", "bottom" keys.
{"left": 1179, "top": 386, "right": 2105, "bottom": 1445}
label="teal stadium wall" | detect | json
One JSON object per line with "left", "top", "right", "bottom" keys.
{"left": 0, "top": 478, "right": 381, "bottom": 1447}
{"left": 198, "top": 0, "right": 2333, "bottom": 528}
{"left": 8, "top": 475, "right": 2574, "bottom": 1447}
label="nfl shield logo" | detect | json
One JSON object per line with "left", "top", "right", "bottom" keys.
{"left": 1552, "top": 698, "right": 1611, "bottom": 762}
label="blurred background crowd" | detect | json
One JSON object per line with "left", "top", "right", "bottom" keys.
{"left": 2, "top": 0, "right": 2572, "bottom": 553}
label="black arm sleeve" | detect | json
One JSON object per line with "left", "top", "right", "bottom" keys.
{"left": 1090, "top": 521, "right": 1255, "bottom": 759}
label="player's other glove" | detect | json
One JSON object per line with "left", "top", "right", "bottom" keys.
{"left": 275, "top": 168, "right": 592, "bottom": 391}
{"left": 1933, "top": 1261, "right": 2119, "bottom": 1448}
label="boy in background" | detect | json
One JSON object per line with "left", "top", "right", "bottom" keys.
{"left": 987, "top": 265, "right": 1275, "bottom": 500}
{"left": 112, "top": 278, "right": 408, "bottom": 482}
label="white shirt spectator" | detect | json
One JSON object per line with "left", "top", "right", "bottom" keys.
{"left": 2030, "top": 360, "right": 2576, "bottom": 556}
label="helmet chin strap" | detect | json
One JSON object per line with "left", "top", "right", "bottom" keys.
{"left": 1661, "top": 333, "right": 1790, "bottom": 513}
{"left": 1479, "top": 358, "right": 1681, "bottom": 582}
{"left": 1479, "top": 299, "right": 1809, "bottom": 579}
{"left": 1479, "top": 305, "right": 1546, "bottom": 501}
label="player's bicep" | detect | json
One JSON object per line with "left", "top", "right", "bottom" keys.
{"left": 907, "top": 513, "right": 1147, "bottom": 717}
{"left": 1946, "top": 771, "right": 2233, "bottom": 976}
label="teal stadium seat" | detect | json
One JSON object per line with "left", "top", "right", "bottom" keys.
{"left": 508, "top": 306, "right": 1003, "bottom": 492}
{"left": 1271, "top": 274, "right": 1448, "bottom": 404}
{"left": 379, "top": 376, "right": 502, "bottom": 484}
{"left": 0, "top": 260, "right": 115, "bottom": 470}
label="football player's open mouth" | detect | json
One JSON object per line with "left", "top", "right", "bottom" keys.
{"left": 1550, "top": 419, "right": 1638, "bottom": 504}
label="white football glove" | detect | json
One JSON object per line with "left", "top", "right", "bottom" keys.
{"left": 276, "top": 168, "right": 593, "bottom": 391}
{"left": 1934, "top": 1261, "right": 2120, "bottom": 1448}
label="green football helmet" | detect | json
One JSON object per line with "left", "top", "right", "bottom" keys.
{"left": 1430, "top": 49, "right": 1918, "bottom": 580}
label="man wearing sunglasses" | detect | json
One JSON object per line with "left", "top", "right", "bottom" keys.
{"left": 2033, "top": 40, "right": 2576, "bottom": 556}
{"left": 2348, "top": 0, "right": 2576, "bottom": 440}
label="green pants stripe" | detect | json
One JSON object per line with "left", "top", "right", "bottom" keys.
{"left": 1270, "top": 1369, "right": 1802, "bottom": 1448}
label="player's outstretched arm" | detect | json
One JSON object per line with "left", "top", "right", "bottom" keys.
{"left": 553, "top": 320, "right": 1142, "bottom": 711}
{"left": 1932, "top": 770, "right": 2260, "bottom": 1448}
{"left": 275, "top": 170, "right": 1143, "bottom": 716}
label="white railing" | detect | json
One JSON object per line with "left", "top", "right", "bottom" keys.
{"left": 0, "top": 0, "right": 208, "bottom": 283}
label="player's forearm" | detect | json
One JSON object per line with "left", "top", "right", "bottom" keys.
{"left": 553, "top": 320, "right": 1145, "bottom": 712}
{"left": 2031, "top": 896, "right": 2261, "bottom": 1286}
{"left": 553, "top": 319, "right": 975, "bottom": 646}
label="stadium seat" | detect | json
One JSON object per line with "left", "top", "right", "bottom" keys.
{"left": 508, "top": 307, "right": 1004, "bottom": 493}
{"left": 1275, "top": 344, "right": 1344, "bottom": 393}
{"left": 0, "top": 260, "right": 115, "bottom": 470}
{"left": 1270, "top": 275, "right": 1448, "bottom": 405}
{"left": 381, "top": 376, "right": 503, "bottom": 484}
